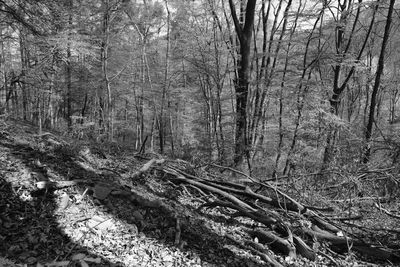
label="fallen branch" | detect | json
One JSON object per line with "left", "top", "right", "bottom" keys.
{"left": 163, "top": 167, "right": 256, "bottom": 212}
{"left": 329, "top": 215, "right": 363, "bottom": 221}
{"left": 249, "top": 229, "right": 296, "bottom": 259}
{"left": 225, "top": 234, "right": 283, "bottom": 267}
{"left": 246, "top": 240, "right": 284, "bottom": 267}
{"left": 302, "top": 225, "right": 363, "bottom": 247}
{"left": 132, "top": 158, "right": 165, "bottom": 179}
{"left": 331, "top": 197, "right": 391, "bottom": 203}
{"left": 293, "top": 235, "right": 316, "bottom": 261}
{"left": 171, "top": 166, "right": 305, "bottom": 213}
{"left": 303, "top": 205, "right": 335, "bottom": 212}
{"left": 36, "top": 179, "right": 93, "bottom": 190}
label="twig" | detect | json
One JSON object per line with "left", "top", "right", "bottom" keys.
{"left": 186, "top": 184, "right": 208, "bottom": 197}
{"left": 303, "top": 205, "right": 335, "bottom": 212}
{"left": 99, "top": 167, "right": 122, "bottom": 177}
{"left": 330, "top": 197, "right": 390, "bottom": 203}
{"left": 57, "top": 217, "right": 112, "bottom": 262}
{"left": 374, "top": 202, "right": 400, "bottom": 219}
{"left": 174, "top": 217, "right": 181, "bottom": 245}
{"left": 342, "top": 221, "right": 400, "bottom": 234}
{"left": 209, "top": 163, "right": 253, "bottom": 181}
{"left": 329, "top": 215, "right": 363, "bottom": 221}
{"left": 317, "top": 250, "right": 339, "bottom": 266}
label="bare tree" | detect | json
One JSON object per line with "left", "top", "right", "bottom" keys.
{"left": 228, "top": 0, "right": 256, "bottom": 168}
{"left": 363, "top": 0, "right": 396, "bottom": 163}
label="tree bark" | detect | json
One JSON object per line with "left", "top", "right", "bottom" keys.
{"left": 66, "top": 0, "right": 73, "bottom": 129}
{"left": 323, "top": 1, "right": 379, "bottom": 169}
{"left": 159, "top": 0, "right": 171, "bottom": 154}
{"left": 228, "top": 0, "right": 256, "bottom": 168}
{"left": 102, "top": 0, "right": 113, "bottom": 140}
{"left": 363, "top": 0, "right": 395, "bottom": 163}
{"left": 19, "top": 28, "right": 29, "bottom": 121}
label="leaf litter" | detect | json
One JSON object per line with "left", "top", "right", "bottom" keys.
{"left": 0, "top": 121, "right": 269, "bottom": 266}
{"left": 1, "top": 120, "right": 399, "bottom": 267}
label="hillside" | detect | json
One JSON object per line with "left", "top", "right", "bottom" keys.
{"left": 0, "top": 120, "right": 399, "bottom": 267}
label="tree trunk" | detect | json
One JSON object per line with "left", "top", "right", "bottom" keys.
{"left": 322, "top": 1, "right": 378, "bottom": 169}
{"left": 19, "top": 28, "right": 29, "bottom": 121}
{"left": 47, "top": 57, "right": 56, "bottom": 128}
{"left": 66, "top": 0, "right": 73, "bottom": 129}
{"left": 273, "top": 0, "right": 300, "bottom": 177}
{"left": 228, "top": 0, "right": 256, "bottom": 168}
{"left": 159, "top": 0, "right": 171, "bottom": 154}
{"left": 363, "top": 0, "right": 395, "bottom": 163}
{"left": 102, "top": 0, "right": 113, "bottom": 141}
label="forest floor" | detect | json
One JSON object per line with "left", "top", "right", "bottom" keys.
{"left": 0, "top": 119, "right": 399, "bottom": 267}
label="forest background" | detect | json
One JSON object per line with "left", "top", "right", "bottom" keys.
{"left": 0, "top": 0, "right": 399, "bottom": 188}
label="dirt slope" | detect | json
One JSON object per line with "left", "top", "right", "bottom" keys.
{"left": 0, "top": 121, "right": 269, "bottom": 266}
{"left": 1, "top": 120, "right": 399, "bottom": 267}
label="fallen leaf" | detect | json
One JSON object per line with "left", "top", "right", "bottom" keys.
{"left": 59, "top": 193, "right": 69, "bottom": 210}
{"left": 87, "top": 216, "right": 115, "bottom": 230}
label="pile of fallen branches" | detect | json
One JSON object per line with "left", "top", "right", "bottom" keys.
{"left": 137, "top": 158, "right": 400, "bottom": 266}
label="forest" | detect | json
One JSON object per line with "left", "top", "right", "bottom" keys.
{"left": 0, "top": 0, "right": 400, "bottom": 266}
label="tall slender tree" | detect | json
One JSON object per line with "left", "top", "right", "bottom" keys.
{"left": 363, "top": 0, "right": 395, "bottom": 163}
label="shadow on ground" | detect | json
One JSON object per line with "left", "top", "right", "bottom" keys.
{"left": 0, "top": 122, "right": 267, "bottom": 266}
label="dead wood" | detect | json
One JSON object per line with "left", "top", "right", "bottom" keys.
{"left": 209, "top": 163, "right": 306, "bottom": 213}
{"left": 174, "top": 166, "right": 306, "bottom": 213}
{"left": 154, "top": 160, "right": 400, "bottom": 263}
{"left": 200, "top": 180, "right": 278, "bottom": 206}
{"left": 111, "top": 188, "right": 163, "bottom": 209}
{"left": 99, "top": 167, "right": 122, "bottom": 177}
{"left": 245, "top": 240, "right": 284, "bottom": 267}
{"left": 249, "top": 229, "right": 296, "bottom": 259}
{"left": 163, "top": 167, "right": 256, "bottom": 212}
{"left": 186, "top": 184, "right": 208, "bottom": 197}
{"left": 341, "top": 221, "right": 400, "bottom": 234}
{"left": 310, "top": 216, "right": 341, "bottom": 233}
{"left": 303, "top": 205, "right": 335, "bottom": 212}
{"left": 293, "top": 235, "right": 316, "bottom": 261}
{"left": 203, "top": 178, "right": 249, "bottom": 190}
{"left": 329, "top": 215, "right": 363, "bottom": 221}
{"left": 225, "top": 234, "right": 284, "bottom": 267}
{"left": 132, "top": 158, "right": 165, "bottom": 179}
{"left": 232, "top": 208, "right": 279, "bottom": 227}
{"left": 200, "top": 199, "right": 249, "bottom": 213}
{"left": 302, "top": 225, "right": 363, "bottom": 246}
{"left": 174, "top": 217, "right": 181, "bottom": 245}
{"left": 331, "top": 197, "right": 391, "bottom": 203}
{"left": 353, "top": 246, "right": 400, "bottom": 262}
{"left": 36, "top": 179, "right": 93, "bottom": 190}
{"left": 374, "top": 202, "right": 400, "bottom": 219}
